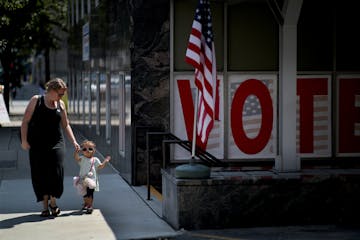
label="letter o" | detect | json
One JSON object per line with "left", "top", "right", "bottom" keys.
{"left": 231, "top": 79, "right": 273, "bottom": 154}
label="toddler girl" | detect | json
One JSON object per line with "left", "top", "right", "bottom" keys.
{"left": 74, "top": 140, "right": 110, "bottom": 214}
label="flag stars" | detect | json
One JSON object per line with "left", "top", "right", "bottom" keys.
{"left": 243, "top": 95, "right": 261, "bottom": 116}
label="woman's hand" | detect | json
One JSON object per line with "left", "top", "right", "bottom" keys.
{"left": 73, "top": 141, "right": 80, "bottom": 152}
{"left": 21, "top": 140, "right": 30, "bottom": 150}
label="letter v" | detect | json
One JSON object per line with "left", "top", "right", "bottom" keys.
{"left": 177, "top": 79, "right": 195, "bottom": 141}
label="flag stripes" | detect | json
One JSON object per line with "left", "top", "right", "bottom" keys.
{"left": 296, "top": 95, "right": 330, "bottom": 155}
{"left": 185, "top": 0, "right": 217, "bottom": 150}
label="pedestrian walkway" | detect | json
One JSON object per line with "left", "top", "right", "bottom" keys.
{"left": 0, "top": 124, "right": 180, "bottom": 240}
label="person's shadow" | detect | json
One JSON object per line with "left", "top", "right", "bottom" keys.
{"left": 0, "top": 214, "right": 48, "bottom": 228}
{"left": 0, "top": 211, "right": 83, "bottom": 229}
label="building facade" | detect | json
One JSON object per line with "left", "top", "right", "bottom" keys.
{"left": 67, "top": 0, "right": 360, "bottom": 187}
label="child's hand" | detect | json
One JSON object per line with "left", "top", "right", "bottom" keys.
{"left": 104, "top": 156, "right": 111, "bottom": 163}
{"left": 98, "top": 156, "right": 111, "bottom": 169}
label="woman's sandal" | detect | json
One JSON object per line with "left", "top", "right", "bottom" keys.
{"left": 40, "top": 209, "right": 50, "bottom": 217}
{"left": 49, "top": 204, "right": 61, "bottom": 216}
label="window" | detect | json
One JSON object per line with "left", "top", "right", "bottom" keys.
{"left": 174, "top": 0, "right": 223, "bottom": 71}
{"left": 228, "top": 2, "right": 278, "bottom": 71}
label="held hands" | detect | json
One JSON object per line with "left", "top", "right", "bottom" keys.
{"left": 73, "top": 141, "right": 80, "bottom": 152}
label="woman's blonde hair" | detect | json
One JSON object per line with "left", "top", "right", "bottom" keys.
{"left": 45, "top": 78, "right": 67, "bottom": 91}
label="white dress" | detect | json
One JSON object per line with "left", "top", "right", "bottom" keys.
{"left": 78, "top": 156, "right": 102, "bottom": 191}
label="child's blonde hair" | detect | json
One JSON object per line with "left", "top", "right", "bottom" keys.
{"left": 81, "top": 140, "right": 96, "bottom": 148}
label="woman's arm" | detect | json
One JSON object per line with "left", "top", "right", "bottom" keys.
{"left": 20, "top": 95, "right": 38, "bottom": 150}
{"left": 60, "top": 100, "right": 80, "bottom": 151}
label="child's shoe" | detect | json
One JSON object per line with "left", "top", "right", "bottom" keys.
{"left": 86, "top": 206, "right": 93, "bottom": 214}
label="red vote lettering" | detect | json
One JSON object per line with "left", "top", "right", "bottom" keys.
{"left": 177, "top": 79, "right": 195, "bottom": 141}
{"left": 297, "top": 78, "right": 328, "bottom": 153}
{"left": 339, "top": 78, "right": 360, "bottom": 153}
{"left": 231, "top": 79, "right": 273, "bottom": 154}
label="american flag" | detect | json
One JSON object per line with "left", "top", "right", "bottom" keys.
{"left": 185, "top": 0, "right": 218, "bottom": 150}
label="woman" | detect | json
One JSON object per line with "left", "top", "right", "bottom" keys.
{"left": 21, "top": 78, "right": 80, "bottom": 217}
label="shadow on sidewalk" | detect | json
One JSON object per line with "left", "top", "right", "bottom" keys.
{"left": 0, "top": 214, "right": 48, "bottom": 229}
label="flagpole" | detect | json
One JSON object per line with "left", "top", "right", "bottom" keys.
{"left": 175, "top": 86, "right": 210, "bottom": 179}
{"left": 190, "top": 88, "right": 199, "bottom": 162}
{"left": 175, "top": 0, "right": 213, "bottom": 179}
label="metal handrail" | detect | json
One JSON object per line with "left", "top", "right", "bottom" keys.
{"left": 146, "top": 131, "right": 227, "bottom": 200}
{"left": 146, "top": 132, "right": 171, "bottom": 200}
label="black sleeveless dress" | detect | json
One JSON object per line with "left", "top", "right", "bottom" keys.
{"left": 27, "top": 96, "right": 65, "bottom": 202}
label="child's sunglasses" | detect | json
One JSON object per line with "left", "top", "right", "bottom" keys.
{"left": 82, "top": 147, "right": 94, "bottom": 152}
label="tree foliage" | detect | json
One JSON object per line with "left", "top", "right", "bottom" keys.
{"left": 0, "top": 0, "right": 67, "bottom": 112}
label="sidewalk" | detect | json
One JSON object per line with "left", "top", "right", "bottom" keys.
{"left": 0, "top": 125, "right": 179, "bottom": 239}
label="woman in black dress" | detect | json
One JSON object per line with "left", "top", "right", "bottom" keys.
{"left": 21, "top": 78, "right": 80, "bottom": 217}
